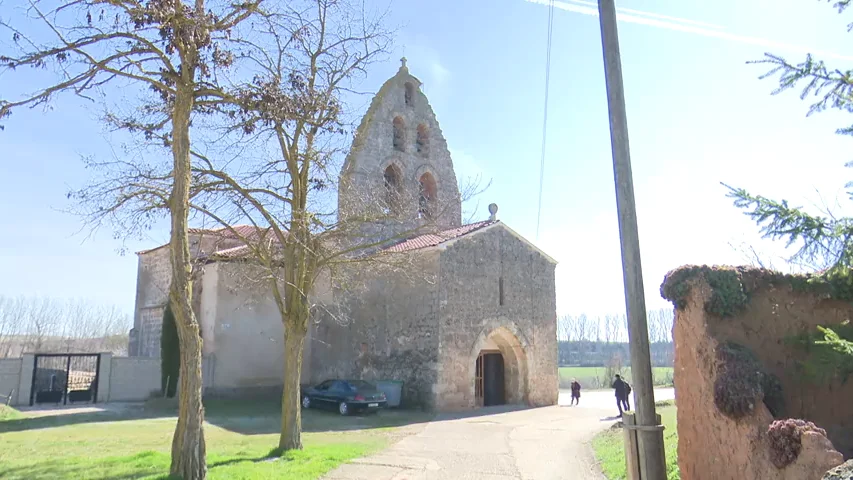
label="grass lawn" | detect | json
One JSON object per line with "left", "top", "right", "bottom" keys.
{"left": 592, "top": 401, "right": 679, "bottom": 480}
{"left": 558, "top": 366, "right": 674, "bottom": 388}
{"left": 0, "top": 399, "right": 434, "bottom": 480}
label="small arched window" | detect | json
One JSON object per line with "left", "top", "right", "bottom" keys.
{"left": 405, "top": 82, "right": 414, "bottom": 106}
{"left": 392, "top": 116, "right": 405, "bottom": 152}
{"left": 384, "top": 164, "right": 403, "bottom": 214}
{"left": 416, "top": 124, "right": 429, "bottom": 156}
{"left": 418, "top": 172, "right": 437, "bottom": 220}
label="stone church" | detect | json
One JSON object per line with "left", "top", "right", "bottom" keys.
{"left": 130, "top": 59, "right": 559, "bottom": 411}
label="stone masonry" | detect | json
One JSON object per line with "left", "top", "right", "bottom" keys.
{"left": 130, "top": 59, "right": 560, "bottom": 411}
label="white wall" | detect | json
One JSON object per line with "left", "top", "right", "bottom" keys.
{"left": 107, "top": 357, "right": 161, "bottom": 402}
{"left": 0, "top": 358, "right": 23, "bottom": 404}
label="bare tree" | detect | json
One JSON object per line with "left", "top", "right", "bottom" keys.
{"left": 590, "top": 316, "right": 601, "bottom": 343}
{"left": 576, "top": 313, "right": 589, "bottom": 342}
{"left": 174, "top": 0, "right": 496, "bottom": 451}
{"left": 558, "top": 314, "right": 576, "bottom": 342}
{"left": 0, "top": 295, "right": 130, "bottom": 357}
{"left": 605, "top": 314, "right": 621, "bottom": 344}
{"left": 40, "top": 0, "right": 479, "bottom": 452}
{"left": 0, "top": 0, "right": 274, "bottom": 475}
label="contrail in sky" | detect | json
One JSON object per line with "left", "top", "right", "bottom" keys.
{"left": 525, "top": 0, "right": 853, "bottom": 62}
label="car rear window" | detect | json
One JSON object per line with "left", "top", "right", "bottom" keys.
{"left": 347, "top": 380, "right": 375, "bottom": 390}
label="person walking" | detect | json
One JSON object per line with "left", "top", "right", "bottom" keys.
{"left": 622, "top": 382, "right": 632, "bottom": 412}
{"left": 612, "top": 374, "right": 628, "bottom": 417}
{"left": 570, "top": 378, "right": 581, "bottom": 406}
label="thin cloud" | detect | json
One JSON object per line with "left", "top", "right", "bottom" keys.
{"left": 564, "top": 0, "right": 725, "bottom": 30}
{"left": 525, "top": 0, "right": 853, "bottom": 62}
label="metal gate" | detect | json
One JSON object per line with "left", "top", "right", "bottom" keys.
{"left": 30, "top": 354, "right": 101, "bottom": 406}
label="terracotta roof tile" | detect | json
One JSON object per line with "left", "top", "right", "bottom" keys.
{"left": 188, "top": 225, "right": 267, "bottom": 240}
{"left": 383, "top": 220, "right": 497, "bottom": 253}
{"left": 136, "top": 225, "right": 274, "bottom": 256}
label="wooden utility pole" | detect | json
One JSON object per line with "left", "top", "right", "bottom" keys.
{"left": 597, "top": 0, "right": 667, "bottom": 479}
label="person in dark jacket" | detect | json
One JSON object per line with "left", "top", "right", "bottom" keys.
{"left": 612, "top": 374, "right": 629, "bottom": 417}
{"left": 570, "top": 378, "right": 581, "bottom": 406}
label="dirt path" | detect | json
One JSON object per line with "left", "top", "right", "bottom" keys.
{"left": 323, "top": 387, "right": 675, "bottom": 480}
{"left": 324, "top": 403, "right": 614, "bottom": 480}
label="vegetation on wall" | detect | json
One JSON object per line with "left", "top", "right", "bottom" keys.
{"left": 767, "top": 419, "right": 827, "bottom": 469}
{"left": 785, "top": 321, "right": 853, "bottom": 385}
{"left": 660, "top": 265, "right": 749, "bottom": 318}
{"left": 713, "top": 342, "right": 785, "bottom": 420}
{"left": 160, "top": 303, "right": 180, "bottom": 399}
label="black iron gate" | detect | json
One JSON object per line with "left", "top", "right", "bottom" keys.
{"left": 30, "top": 354, "right": 101, "bottom": 406}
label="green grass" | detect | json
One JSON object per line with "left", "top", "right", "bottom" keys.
{"left": 558, "top": 366, "right": 674, "bottom": 389}
{"left": 592, "top": 405, "right": 679, "bottom": 480}
{"left": 0, "top": 400, "right": 434, "bottom": 480}
{"left": 0, "top": 405, "right": 23, "bottom": 420}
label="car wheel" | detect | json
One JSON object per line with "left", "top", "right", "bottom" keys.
{"left": 338, "top": 401, "right": 349, "bottom": 416}
{"left": 301, "top": 396, "right": 311, "bottom": 409}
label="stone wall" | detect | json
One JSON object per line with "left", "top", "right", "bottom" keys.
{"left": 435, "top": 224, "right": 559, "bottom": 410}
{"left": 662, "top": 266, "right": 850, "bottom": 479}
{"left": 308, "top": 254, "right": 442, "bottom": 409}
{"left": 337, "top": 61, "right": 462, "bottom": 237}
{"left": 132, "top": 239, "right": 207, "bottom": 358}
{"left": 132, "top": 247, "right": 171, "bottom": 357}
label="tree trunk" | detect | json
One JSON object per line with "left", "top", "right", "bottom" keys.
{"left": 170, "top": 315, "right": 206, "bottom": 479}
{"left": 279, "top": 320, "right": 307, "bottom": 451}
{"left": 167, "top": 73, "right": 206, "bottom": 479}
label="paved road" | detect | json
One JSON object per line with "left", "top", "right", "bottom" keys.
{"left": 560, "top": 387, "right": 675, "bottom": 413}
{"left": 325, "top": 387, "right": 675, "bottom": 480}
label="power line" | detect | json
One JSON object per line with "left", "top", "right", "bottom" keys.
{"left": 536, "top": 0, "right": 555, "bottom": 241}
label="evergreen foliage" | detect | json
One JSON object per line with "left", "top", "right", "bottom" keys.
{"left": 724, "top": 0, "right": 853, "bottom": 374}
{"left": 161, "top": 302, "right": 180, "bottom": 398}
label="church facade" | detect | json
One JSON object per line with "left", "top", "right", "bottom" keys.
{"left": 130, "top": 60, "right": 559, "bottom": 411}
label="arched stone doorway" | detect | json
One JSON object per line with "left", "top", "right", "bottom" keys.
{"left": 469, "top": 322, "right": 529, "bottom": 407}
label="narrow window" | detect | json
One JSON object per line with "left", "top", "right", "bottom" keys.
{"left": 405, "top": 82, "right": 414, "bottom": 106}
{"left": 384, "top": 164, "right": 402, "bottom": 213}
{"left": 418, "top": 172, "right": 437, "bottom": 219}
{"left": 499, "top": 277, "right": 505, "bottom": 306}
{"left": 416, "top": 124, "right": 429, "bottom": 156}
{"left": 393, "top": 116, "right": 405, "bottom": 151}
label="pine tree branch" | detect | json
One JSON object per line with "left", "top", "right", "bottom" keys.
{"left": 722, "top": 182, "right": 853, "bottom": 270}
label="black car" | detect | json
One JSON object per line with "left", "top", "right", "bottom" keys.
{"left": 301, "top": 379, "right": 387, "bottom": 416}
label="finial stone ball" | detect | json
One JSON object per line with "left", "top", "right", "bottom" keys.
{"left": 488, "top": 203, "right": 498, "bottom": 215}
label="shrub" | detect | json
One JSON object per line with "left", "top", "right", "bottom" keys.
{"left": 767, "top": 419, "right": 827, "bottom": 469}
{"left": 660, "top": 265, "right": 749, "bottom": 318}
{"left": 713, "top": 342, "right": 776, "bottom": 420}
{"left": 160, "top": 302, "right": 179, "bottom": 398}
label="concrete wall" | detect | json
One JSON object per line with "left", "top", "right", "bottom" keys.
{"left": 309, "top": 254, "right": 442, "bottom": 409}
{"left": 1, "top": 354, "right": 160, "bottom": 406}
{"left": 0, "top": 358, "right": 23, "bottom": 404}
{"left": 106, "top": 357, "right": 161, "bottom": 401}
{"left": 435, "top": 224, "right": 559, "bottom": 410}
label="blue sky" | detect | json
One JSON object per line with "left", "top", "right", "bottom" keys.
{"left": 1, "top": 0, "right": 852, "bottom": 327}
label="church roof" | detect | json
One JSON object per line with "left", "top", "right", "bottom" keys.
{"left": 381, "top": 219, "right": 558, "bottom": 264}
{"left": 382, "top": 220, "right": 497, "bottom": 253}
{"left": 135, "top": 225, "right": 271, "bottom": 255}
